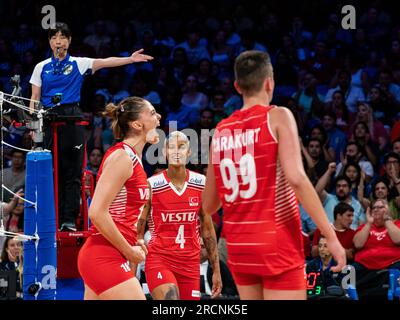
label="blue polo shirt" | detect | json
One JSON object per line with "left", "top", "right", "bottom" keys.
{"left": 30, "top": 54, "right": 94, "bottom": 107}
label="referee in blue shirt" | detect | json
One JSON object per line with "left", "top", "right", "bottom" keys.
{"left": 29, "top": 22, "right": 153, "bottom": 231}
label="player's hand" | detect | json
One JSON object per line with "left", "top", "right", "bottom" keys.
{"left": 127, "top": 245, "right": 146, "bottom": 264}
{"left": 130, "top": 48, "right": 153, "bottom": 63}
{"left": 211, "top": 271, "right": 222, "bottom": 299}
{"left": 136, "top": 239, "right": 148, "bottom": 255}
{"left": 326, "top": 237, "right": 346, "bottom": 273}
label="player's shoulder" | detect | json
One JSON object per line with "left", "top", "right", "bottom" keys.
{"left": 269, "top": 105, "right": 292, "bottom": 118}
{"left": 187, "top": 170, "right": 206, "bottom": 188}
{"left": 148, "top": 170, "right": 168, "bottom": 190}
{"left": 104, "top": 143, "right": 138, "bottom": 165}
{"left": 120, "top": 143, "right": 137, "bottom": 160}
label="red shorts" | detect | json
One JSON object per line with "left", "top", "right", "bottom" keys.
{"left": 78, "top": 234, "right": 135, "bottom": 295}
{"left": 232, "top": 265, "right": 306, "bottom": 290}
{"left": 145, "top": 268, "right": 200, "bottom": 300}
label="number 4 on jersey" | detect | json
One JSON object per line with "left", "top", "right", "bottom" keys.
{"left": 175, "top": 225, "right": 185, "bottom": 249}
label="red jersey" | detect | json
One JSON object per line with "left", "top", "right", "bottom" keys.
{"left": 211, "top": 105, "right": 304, "bottom": 275}
{"left": 354, "top": 220, "right": 400, "bottom": 269}
{"left": 312, "top": 226, "right": 355, "bottom": 250}
{"left": 146, "top": 169, "right": 204, "bottom": 276}
{"left": 89, "top": 142, "right": 149, "bottom": 245}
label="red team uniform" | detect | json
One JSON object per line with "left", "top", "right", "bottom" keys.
{"left": 78, "top": 142, "right": 149, "bottom": 295}
{"left": 145, "top": 169, "right": 204, "bottom": 300}
{"left": 211, "top": 105, "right": 306, "bottom": 290}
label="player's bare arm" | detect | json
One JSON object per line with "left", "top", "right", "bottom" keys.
{"left": 199, "top": 208, "right": 222, "bottom": 298}
{"left": 271, "top": 106, "right": 346, "bottom": 272}
{"left": 203, "top": 158, "right": 222, "bottom": 215}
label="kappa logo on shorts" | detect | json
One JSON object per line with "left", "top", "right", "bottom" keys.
{"left": 157, "top": 272, "right": 163, "bottom": 279}
{"left": 189, "top": 197, "right": 199, "bottom": 207}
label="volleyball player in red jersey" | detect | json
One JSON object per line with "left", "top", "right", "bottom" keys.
{"left": 78, "top": 97, "right": 161, "bottom": 300}
{"left": 203, "top": 50, "right": 346, "bottom": 300}
{"left": 137, "top": 131, "right": 222, "bottom": 300}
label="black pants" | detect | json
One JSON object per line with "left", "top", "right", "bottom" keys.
{"left": 44, "top": 104, "right": 84, "bottom": 227}
{"left": 353, "top": 261, "right": 400, "bottom": 300}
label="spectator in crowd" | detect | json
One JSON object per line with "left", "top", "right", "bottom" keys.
{"left": 181, "top": 74, "right": 209, "bottom": 111}
{"left": 311, "top": 202, "right": 356, "bottom": 261}
{"left": 130, "top": 70, "right": 161, "bottom": 107}
{"left": 325, "top": 69, "right": 366, "bottom": 114}
{"left": 194, "top": 59, "right": 218, "bottom": 97}
{"left": 340, "top": 162, "right": 362, "bottom": 199}
{"left": 217, "top": 76, "right": 242, "bottom": 116}
{"left": 209, "top": 91, "right": 228, "bottom": 126}
{"left": 292, "top": 72, "right": 324, "bottom": 120}
{"left": 350, "top": 102, "right": 389, "bottom": 154}
{"left": 353, "top": 199, "right": 400, "bottom": 299}
{"left": 379, "top": 152, "right": 400, "bottom": 206}
{"left": 170, "top": 47, "right": 190, "bottom": 86}
{"left": 0, "top": 190, "right": 22, "bottom": 216}
{"left": 3, "top": 196, "right": 24, "bottom": 235}
{"left": 290, "top": 16, "right": 313, "bottom": 50}
{"left": 83, "top": 20, "right": 111, "bottom": 56}
{"left": 349, "top": 121, "right": 380, "bottom": 168}
{"left": 367, "top": 85, "right": 398, "bottom": 126}
{"left": 238, "top": 29, "right": 267, "bottom": 55}
{"left": 321, "top": 111, "right": 347, "bottom": 163}
{"left": 300, "top": 137, "right": 329, "bottom": 186}
{"left": 12, "top": 24, "right": 35, "bottom": 61}
{"left": 392, "top": 138, "right": 400, "bottom": 156}
{"left": 335, "top": 141, "right": 374, "bottom": 182}
{"left": 302, "top": 41, "right": 336, "bottom": 85}
{"left": 358, "top": 175, "right": 400, "bottom": 220}
{"left": 0, "top": 236, "right": 23, "bottom": 299}
{"left": 324, "top": 90, "right": 350, "bottom": 134}
{"left": 256, "top": 12, "right": 282, "bottom": 55}
{"left": 359, "top": 6, "right": 390, "bottom": 47}
{"left": 209, "top": 30, "right": 233, "bottom": 73}
{"left": 308, "top": 124, "right": 336, "bottom": 163}
{"left": 95, "top": 70, "right": 130, "bottom": 105}
{"left": 192, "top": 108, "right": 215, "bottom": 166}
{"left": 164, "top": 85, "right": 199, "bottom": 131}
{"left": 173, "top": 26, "right": 210, "bottom": 66}
{"left": 316, "top": 163, "right": 365, "bottom": 229}
{"left": 273, "top": 51, "right": 299, "bottom": 89}
{"left": 0, "top": 150, "right": 25, "bottom": 203}
{"left": 0, "top": 189, "right": 23, "bottom": 251}
{"left": 377, "top": 69, "right": 400, "bottom": 105}
{"left": 86, "top": 148, "right": 104, "bottom": 177}
{"left": 221, "top": 18, "right": 241, "bottom": 55}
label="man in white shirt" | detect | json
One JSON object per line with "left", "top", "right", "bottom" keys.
{"left": 325, "top": 70, "right": 366, "bottom": 113}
